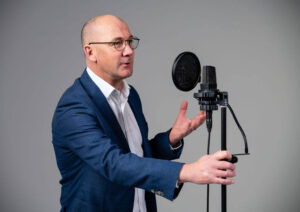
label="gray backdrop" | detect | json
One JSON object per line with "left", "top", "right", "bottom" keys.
{"left": 1, "top": 0, "right": 299, "bottom": 211}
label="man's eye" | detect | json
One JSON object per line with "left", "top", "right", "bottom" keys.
{"left": 113, "top": 41, "right": 123, "bottom": 48}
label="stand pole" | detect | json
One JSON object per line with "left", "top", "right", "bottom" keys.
{"left": 221, "top": 106, "right": 227, "bottom": 212}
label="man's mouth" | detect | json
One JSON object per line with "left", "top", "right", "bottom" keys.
{"left": 120, "top": 61, "right": 131, "bottom": 65}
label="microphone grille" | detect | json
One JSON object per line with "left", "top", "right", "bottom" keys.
{"left": 201, "top": 66, "right": 217, "bottom": 90}
{"left": 202, "top": 66, "right": 216, "bottom": 84}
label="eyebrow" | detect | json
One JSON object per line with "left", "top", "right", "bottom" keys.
{"left": 111, "top": 35, "right": 134, "bottom": 41}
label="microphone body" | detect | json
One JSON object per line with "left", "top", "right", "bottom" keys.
{"left": 194, "top": 66, "right": 219, "bottom": 132}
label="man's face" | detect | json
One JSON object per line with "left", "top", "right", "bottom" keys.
{"left": 91, "top": 19, "right": 135, "bottom": 84}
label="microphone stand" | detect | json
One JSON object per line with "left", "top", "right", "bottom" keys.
{"left": 220, "top": 93, "right": 228, "bottom": 212}
{"left": 221, "top": 106, "right": 227, "bottom": 212}
{"left": 171, "top": 53, "right": 249, "bottom": 212}
{"left": 194, "top": 87, "right": 230, "bottom": 212}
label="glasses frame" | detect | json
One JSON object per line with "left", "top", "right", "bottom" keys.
{"left": 88, "top": 37, "right": 140, "bottom": 51}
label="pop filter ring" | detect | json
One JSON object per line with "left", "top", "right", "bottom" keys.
{"left": 172, "top": 52, "right": 201, "bottom": 92}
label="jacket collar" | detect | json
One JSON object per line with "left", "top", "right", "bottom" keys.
{"left": 79, "top": 69, "right": 130, "bottom": 151}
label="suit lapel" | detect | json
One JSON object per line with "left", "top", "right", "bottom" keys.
{"left": 128, "top": 88, "right": 152, "bottom": 157}
{"left": 79, "top": 70, "right": 130, "bottom": 151}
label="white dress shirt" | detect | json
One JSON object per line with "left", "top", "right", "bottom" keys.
{"left": 86, "top": 67, "right": 147, "bottom": 212}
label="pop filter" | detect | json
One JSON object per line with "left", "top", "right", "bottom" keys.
{"left": 172, "top": 52, "right": 201, "bottom": 91}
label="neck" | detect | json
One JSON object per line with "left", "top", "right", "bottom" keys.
{"left": 111, "top": 79, "right": 124, "bottom": 92}
{"left": 87, "top": 66, "right": 124, "bottom": 92}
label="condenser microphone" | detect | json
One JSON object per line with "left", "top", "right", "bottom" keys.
{"left": 198, "top": 66, "right": 219, "bottom": 132}
{"left": 171, "top": 52, "right": 219, "bottom": 132}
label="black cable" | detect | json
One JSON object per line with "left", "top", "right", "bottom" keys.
{"left": 227, "top": 104, "right": 248, "bottom": 154}
{"left": 207, "top": 129, "right": 211, "bottom": 154}
{"left": 206, "top": 130, "right": 211, "bottom": 212}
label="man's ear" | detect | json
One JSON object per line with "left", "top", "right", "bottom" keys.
{"left": 83, "top": 45, "right": 97, "bottom": 62}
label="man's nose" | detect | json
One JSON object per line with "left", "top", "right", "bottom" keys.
{"left": 122, "top": 41, "right": 134, "bottom": 56}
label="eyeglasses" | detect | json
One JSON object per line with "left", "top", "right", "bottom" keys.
{"left": 88, "top": 37, "right": 140, "bottom": 51}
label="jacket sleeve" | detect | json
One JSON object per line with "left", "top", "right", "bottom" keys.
{"left": 150, "top": 129, "right": 184, "bottom": 160}
{"left": 52, "top": 100, "right": 184, "bottom": 201}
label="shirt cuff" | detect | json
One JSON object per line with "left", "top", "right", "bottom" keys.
{"left": 175, "top": 180, "right": 183, "bottom": 188}
{"left": 170, "top": 140, "right": 183, "bottom": 151}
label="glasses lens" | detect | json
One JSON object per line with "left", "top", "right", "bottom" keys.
{"left": 113, "top": 38, "right": 139, "bottom": 51}
{"left": 131, "top": 38, "right": 139, "bottom": 49}
{"left": 114, "top": 41, "right": 124, "bottom": 51}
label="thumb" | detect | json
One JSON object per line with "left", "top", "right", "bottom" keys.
{"left": 178, "top": 101, "right": 188, "bottom": 117}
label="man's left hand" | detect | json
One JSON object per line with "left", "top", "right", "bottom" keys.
{"left": 169, "top": 101, "right": 206, "bottom": 147}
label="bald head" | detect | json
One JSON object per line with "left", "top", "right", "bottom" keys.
{"left": 80, "top": 14, "right": 135, "bottom": 89}
{"left": 81, "top": 15, "right": 128, "bottom": 47}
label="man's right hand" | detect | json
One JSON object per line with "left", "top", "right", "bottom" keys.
{"left": 178, "top": 150, "right": 236, "bottom": 185}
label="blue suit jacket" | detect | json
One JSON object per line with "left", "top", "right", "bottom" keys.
{"left": 52, "top": 70, "right": 184, "bottom": 212}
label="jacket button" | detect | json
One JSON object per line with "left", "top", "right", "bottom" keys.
{"left": 156, "top": 191, "right": 164, "bottom": 196}
{"left": 151, "top": 189, "right": 164, "bottom": 196}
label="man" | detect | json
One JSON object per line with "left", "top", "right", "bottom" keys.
{"left": 52, "top": 15, "right": 236, "bottom": 212}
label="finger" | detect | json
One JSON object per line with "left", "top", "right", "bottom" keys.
{"left": 199, "top": 110, "right": 206, "bottom": 118}
{"left": 178, "top": 101, "right": 188, "bottom": 117}
{"left": 214, "top": 150, "right": 232, "bottom": 161}
{"left": 215, "top": 170, "right": 236, "bottom": 178}
{"left": 190, "top": 111, "right": 206, "bottom": 129}
{"left": 214, "top": 178, "right": 235, "bottom": 185}
{"left": 216, "top": 161, "right": 235, "bottom": 171}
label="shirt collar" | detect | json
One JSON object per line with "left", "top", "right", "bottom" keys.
{"left": 86, "top": 67, "right": 130, "bottom": 100}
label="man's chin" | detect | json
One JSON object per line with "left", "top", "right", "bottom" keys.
{"left": 120, "top": 68, "right": 133, "bottom": 79}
